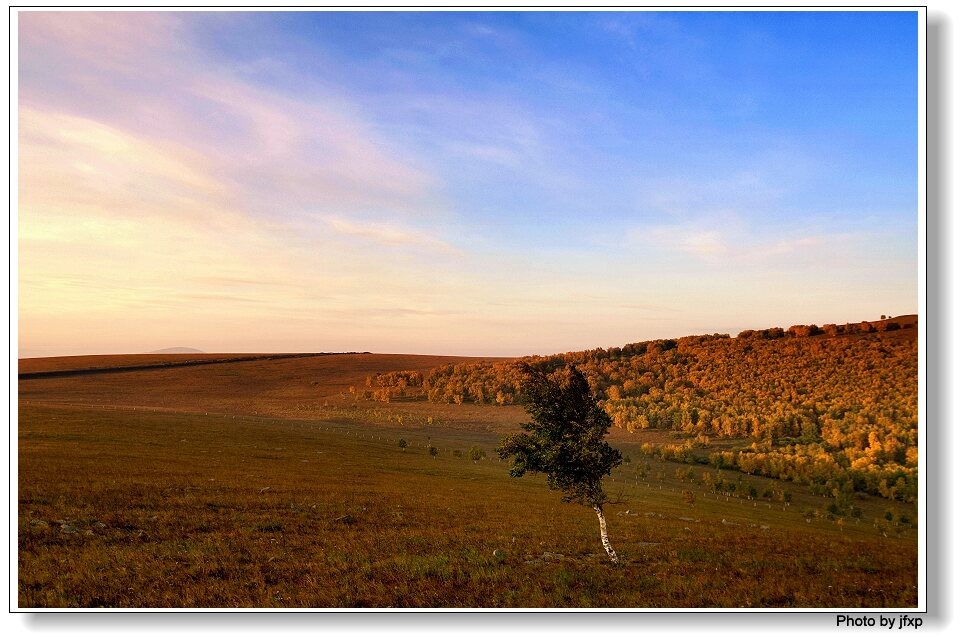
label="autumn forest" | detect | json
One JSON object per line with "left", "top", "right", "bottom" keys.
{"left": 365, "top": 316, "right": 919, "bottom": 506}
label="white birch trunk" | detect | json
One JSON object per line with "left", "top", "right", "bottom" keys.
{"left": 593, "top": 504, "right": 619, "bottom": 564}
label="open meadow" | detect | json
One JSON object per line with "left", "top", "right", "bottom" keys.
{"left": 17, "top": 352, "right": 918, "bottom": 608}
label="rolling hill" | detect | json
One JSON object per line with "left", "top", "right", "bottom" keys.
{"left": 16, "top": 314, "right": 920, "bottom": 608}
{"left": 367, "top": 315, "right": 919, "bottom": 502}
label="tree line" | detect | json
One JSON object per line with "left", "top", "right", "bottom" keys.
{"left": 364, "top": 318, "right": 918, "bottom": 502}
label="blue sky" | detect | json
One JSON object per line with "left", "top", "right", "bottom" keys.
{"left": 18, "top": 10, "right": 920, "bottom": 357}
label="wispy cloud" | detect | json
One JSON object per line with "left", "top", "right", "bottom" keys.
{"left": 20, "top": 12, "right": 440, "bottom": 222}
{"left": 445, "top": 141, "right": 523, "bottom": 168}
{"left": 19, "top": 107, "right": 226, "bottom": 221}
{"left": 16, "top": 11, "right": 919, "bottom": 356}
{"left": 637, "top": 217, "right": 853, "bottom": 268}
{"left": 631, "top": 143, "right": 817, "bottom": 220}
{"left": 320, "top": 215, "right": 456, "bottom": 253}
{"left": 18, "top": 11, "right": 186, "bottom": 72}
{"left": 18, "top": 11, "right": 464, "bottom": 355}
{"left": 186, "top": 76, "right": 438, "bottom": 214}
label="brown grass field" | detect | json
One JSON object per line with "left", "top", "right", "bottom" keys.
{"left": 17, "top": 354, "right": 918, "bottom": 608}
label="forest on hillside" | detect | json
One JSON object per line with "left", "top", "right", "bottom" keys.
{"left": 363, "top": 317, "right": 919, "bottom": 504}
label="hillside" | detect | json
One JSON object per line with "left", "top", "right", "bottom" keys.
{"left": 17, "top": 316, "right": 920, "bottom": 505}
{"left": 368, "top": 316, "right": 919, "bottom": 503}
{"left": 18, "top": 352, "right": 522, "bottom": 433}
{"left": 16, "top": 319, "right": 919, "bottom": 608}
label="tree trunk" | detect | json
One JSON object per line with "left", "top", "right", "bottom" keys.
{"left": 593, "top": 504, "right": 619, "bottom": 564}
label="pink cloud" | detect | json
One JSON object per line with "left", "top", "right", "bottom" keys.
{"left": 19, "top": 11, "right": 186, "bottom": 70}
{"left": 19, "top": 11, "right": 440, "bottom": 221}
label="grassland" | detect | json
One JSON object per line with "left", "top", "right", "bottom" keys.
{"left": 18, "top": 353, "right": 520, "bottom": 431}
{"left": 17, "top": 353, "right": 918, "bottom": 608}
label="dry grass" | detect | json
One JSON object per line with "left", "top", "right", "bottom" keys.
{"left": 18, "top": 353, "right": 525, "bottom": 432}
{"left": 18, "top": 398, "right": 917, "bottom": 608}
{"left": 18, "top": 354, "right": 666, "bottom": 444}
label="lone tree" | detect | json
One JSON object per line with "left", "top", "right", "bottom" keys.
{"left": 497, "top": 364, "right": 623, "bottom": 563}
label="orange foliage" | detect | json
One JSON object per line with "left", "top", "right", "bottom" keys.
{"left": 372, "top": 318, "right": 918, "bottom": 501}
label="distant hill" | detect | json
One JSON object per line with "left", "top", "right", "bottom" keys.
{"left": 368, "top": 315, "right": 918, "bottom": 502}
{"left": 148, "top": 347, "right": 205, "bottom": 354}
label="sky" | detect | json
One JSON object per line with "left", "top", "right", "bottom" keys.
{"left": 16, "top": 9, "right": 920, "bottom": 358}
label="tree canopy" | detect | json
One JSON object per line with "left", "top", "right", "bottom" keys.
{"left": 497, "top": 364, "right": 622, "bottom": 508}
